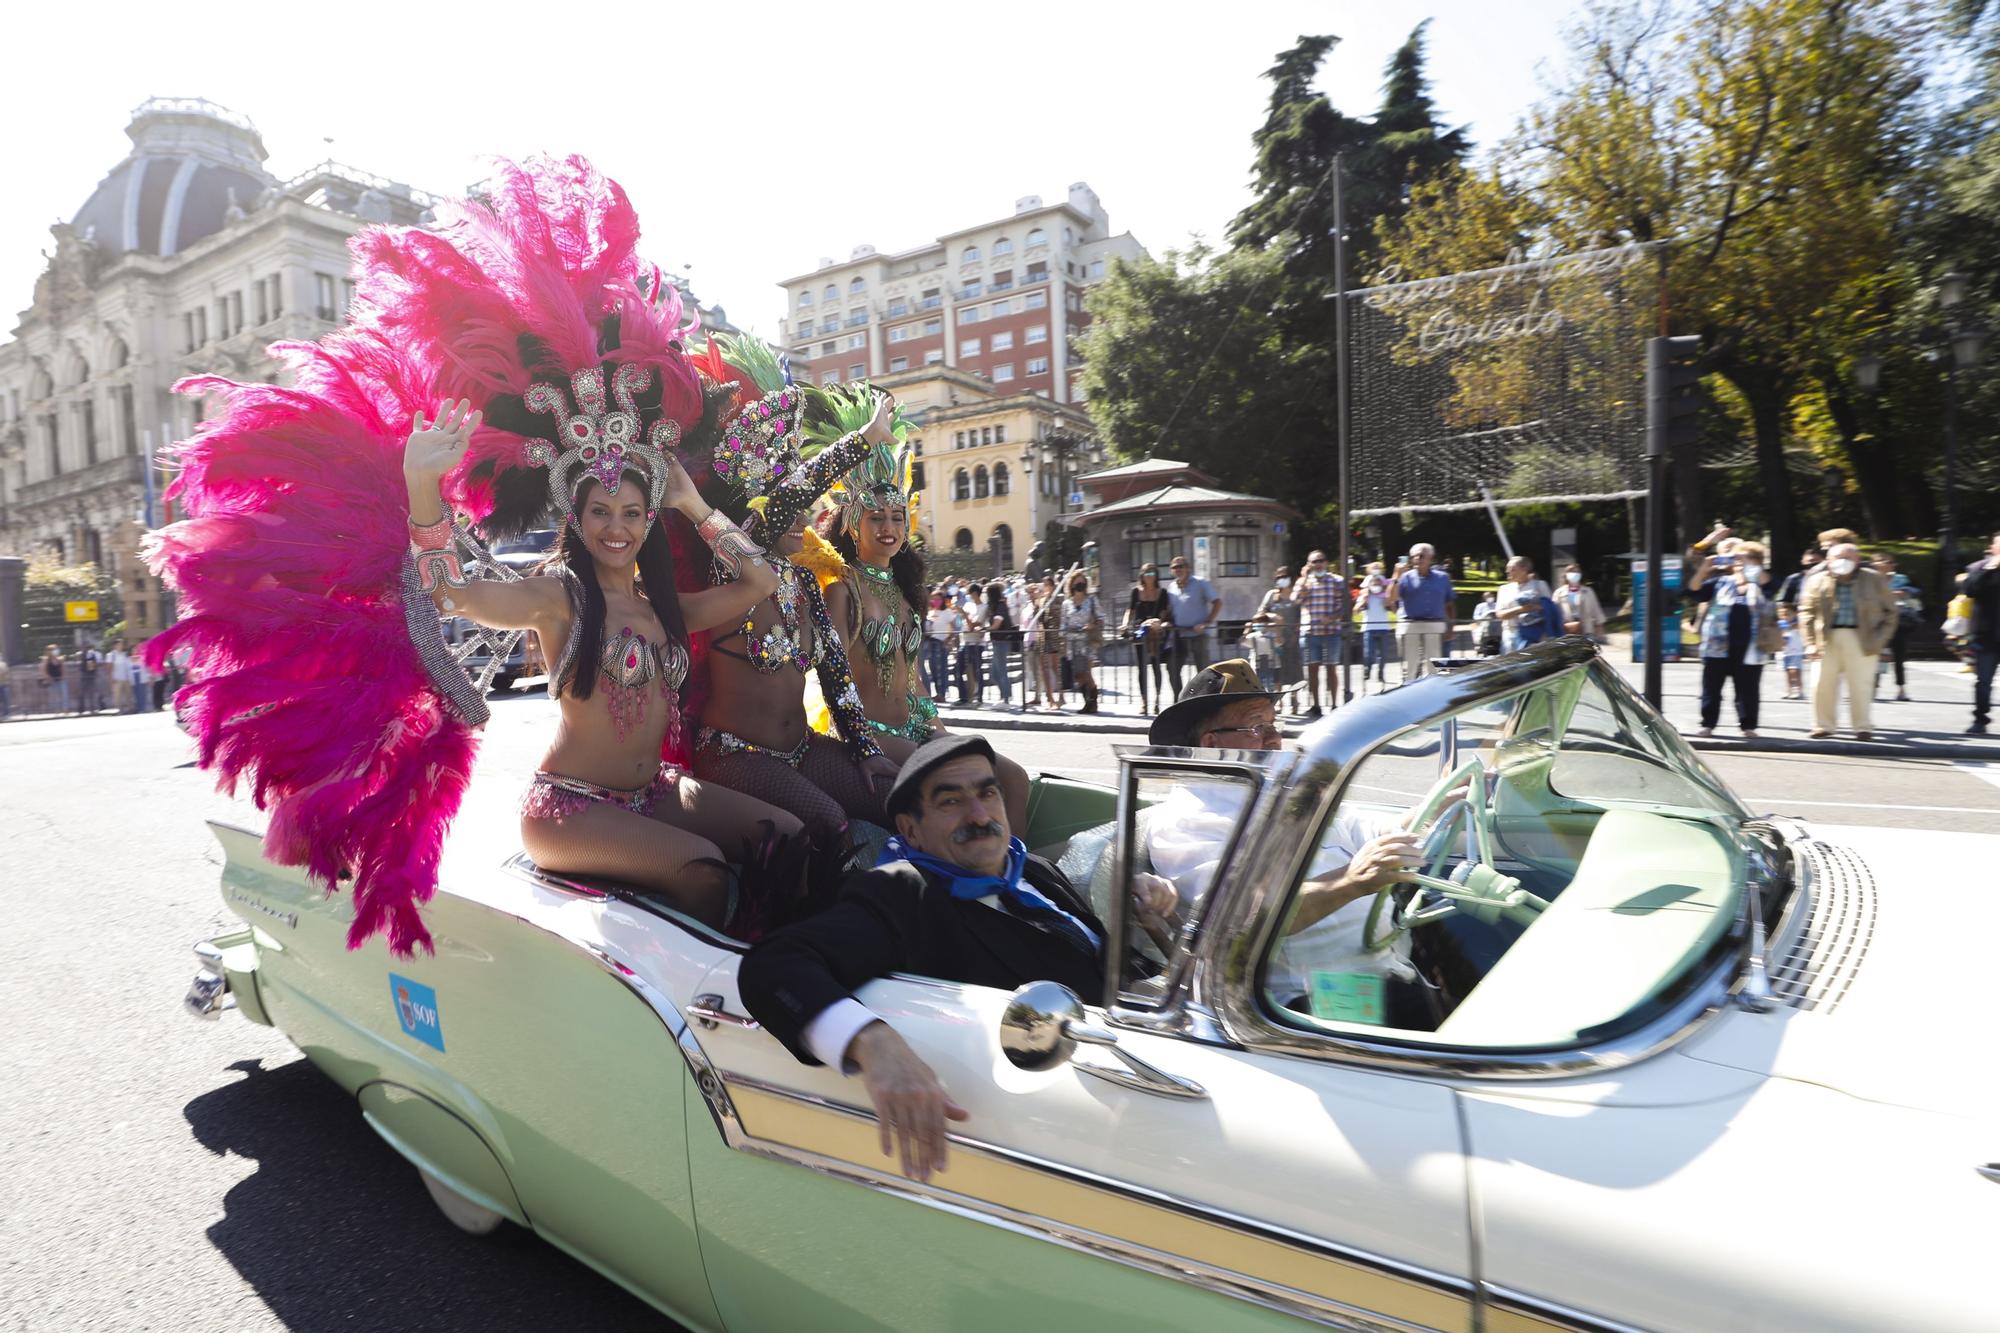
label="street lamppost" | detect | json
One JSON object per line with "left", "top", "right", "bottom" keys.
{"left": 1854, "top": 270, "right": 1987, "bottom": 606}
{"left": 1020, "top": 429, "right": 1103, "bottom": 570}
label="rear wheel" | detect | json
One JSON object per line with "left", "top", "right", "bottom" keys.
{"left": 419, "top": 1168, "right": 507, "bottom": 1235}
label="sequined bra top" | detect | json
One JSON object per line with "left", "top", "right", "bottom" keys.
{"left": 549, "top": 574, "right": 690, "bottom": 700}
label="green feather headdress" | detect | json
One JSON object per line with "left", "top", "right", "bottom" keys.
{"left": 806, "top": 382, "right": 917, "bottom": 533}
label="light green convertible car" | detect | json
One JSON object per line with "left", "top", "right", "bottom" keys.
{"left": 186, "top": 640, "right": 1995, "bottom": 1332}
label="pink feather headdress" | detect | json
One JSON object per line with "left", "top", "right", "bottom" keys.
{"left": 145, "top": 156, "right": 708, "bottom": 955}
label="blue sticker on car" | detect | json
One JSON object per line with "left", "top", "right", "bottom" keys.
{"left": 390, "top": 974, "right": 445, "bottom": 1051}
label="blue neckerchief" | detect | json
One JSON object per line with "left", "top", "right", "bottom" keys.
{"left": 879, "top": 835, "right": 1100, "bottom": 953}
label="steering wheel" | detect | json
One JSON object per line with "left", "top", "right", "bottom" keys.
{"left": 1361, "top": 755, "right": 1551, "bottom": 951}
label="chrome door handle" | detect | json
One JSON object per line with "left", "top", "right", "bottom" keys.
{"left": 688, "top": 993, "right": 761, "bottom": 1031}
{"left": 1067, "top": 1020, "right": 1208, "bottom": 1100}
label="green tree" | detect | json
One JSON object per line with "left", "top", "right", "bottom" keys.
{"left": 1084, "top": 27, "right": 1469, "bottom": 551}
{"left": 1379, "top": 0, "right": 1936, "bottom": 561}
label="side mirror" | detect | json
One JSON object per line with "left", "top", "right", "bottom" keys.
{"left": 998, "top": 979, "right": 1083, "bottom": 1071}
{"left": 997, "top": 979, "right": 1208, "bottom": 1099}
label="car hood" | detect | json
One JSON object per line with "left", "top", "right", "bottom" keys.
{"left": 1679, "top": 825, "right": 2000, "bottom": 1120}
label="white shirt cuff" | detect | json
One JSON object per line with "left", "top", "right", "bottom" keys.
{"left": 801, "top": 998, "right": 880, "bottom": 1073}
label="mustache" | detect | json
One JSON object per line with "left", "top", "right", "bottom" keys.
{"left": 951, "top": 820, "right": 1006, "bottom": 844}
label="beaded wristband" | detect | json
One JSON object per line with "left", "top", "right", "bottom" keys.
{"left": 409, "top": 511, "right": 455, "bottom": 551}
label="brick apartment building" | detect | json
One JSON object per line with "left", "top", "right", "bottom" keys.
{"left": 776, "top": 183, "right": 1147, "bottom": 406}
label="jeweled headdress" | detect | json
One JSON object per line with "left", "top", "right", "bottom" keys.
{"left": 688, "top": 334, "right": 871, "bottom": 538}
{"left": 809, "top": 382, "right": 915, "bottom": 532}
{"left": 522, "top": 363, "right": 678, "bottom": 526}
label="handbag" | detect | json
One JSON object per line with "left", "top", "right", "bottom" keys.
{"left": 1756, "top": 614, "right": 1784, "bottom": 656}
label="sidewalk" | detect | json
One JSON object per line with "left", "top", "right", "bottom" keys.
{"left": 937, "top": 645, "right": 1999, "bottom": 761}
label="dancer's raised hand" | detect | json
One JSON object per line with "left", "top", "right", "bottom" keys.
{"left": 863, "top": 389, "right": 898, "bottom": 445}
{"left": 405, "top": 399, "right": 482, "bottom": 478}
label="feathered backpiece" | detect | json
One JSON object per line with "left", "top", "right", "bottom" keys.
{"left": 143, "top": 156, "right": 708, "bottom": 956}
{"left": 810, "top": 381, "right": 917, "bottom": 534}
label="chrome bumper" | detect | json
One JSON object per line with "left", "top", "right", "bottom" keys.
{"left": 184, "top": 939, "right": 236, "bottom": 1020}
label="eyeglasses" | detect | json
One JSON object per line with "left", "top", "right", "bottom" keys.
{"left": 1207, "top": 723, "right": 1283, "bottom": 743}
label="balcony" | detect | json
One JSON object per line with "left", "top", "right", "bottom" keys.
{"left": 918, "top": 296, "right": 943, "bottom": 310}
{"left": 989, "top": 280, "right": 1014, "bottom": 293}
{"left": 887, "top": 303, "right": 909, "bottom": 318}
{"left": 1022, "top": 269, "right": 1050, "bottom": 285}
{"left": 957, "top": 285, "right": 982, "bottom": 301}
{"left": 18, "top": 453, "right": 145, "bottom": 508}
{"left": 845, "top": 314, "right": 869, "bottom": 328}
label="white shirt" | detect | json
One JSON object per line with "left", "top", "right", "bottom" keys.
{"left": 1146, "top": 782, "right": 1412, "bottom": 1000}
{"left": 1359, "top": 579, "right": 1391, "bottom": 628}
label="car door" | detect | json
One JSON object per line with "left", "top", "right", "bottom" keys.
{"left": 679, "top": 753, "right": 1475, "bottom": 1333}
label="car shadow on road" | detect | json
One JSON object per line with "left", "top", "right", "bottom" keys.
{"left": 184, "top": 1057, "right": 683, "bottom": 1332}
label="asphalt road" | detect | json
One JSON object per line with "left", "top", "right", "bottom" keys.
{"left": 4, "top": 702, "right": 1996, "bottom": 1331}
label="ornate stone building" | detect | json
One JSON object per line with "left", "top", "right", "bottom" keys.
{"left": 0, "top": 98, "right": 440, "bottom": 654}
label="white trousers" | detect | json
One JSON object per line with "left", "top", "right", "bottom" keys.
{"left": 1400, "top": 622, "right": 1447, "bottom": 680}
{"left": 1812, "top": 627, "right": 1874, "bottom": 733}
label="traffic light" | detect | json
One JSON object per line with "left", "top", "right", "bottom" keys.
{"left": 1646, "top": 334, "right": 1703, "bottom": 458}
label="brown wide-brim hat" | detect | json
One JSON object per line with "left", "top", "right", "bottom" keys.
{"left": 1147, "top": 659, "right": 1281, "bottom": 746}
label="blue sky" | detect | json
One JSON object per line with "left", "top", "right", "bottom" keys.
{"left": 4, "top": 0, "right": 1587, "bottom": 339}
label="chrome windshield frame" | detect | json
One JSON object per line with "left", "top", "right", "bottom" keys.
{"left": 1190, "top": 638, "right": 1750, "bottom": 1081}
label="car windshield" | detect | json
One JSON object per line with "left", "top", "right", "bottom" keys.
{"left": 1260, "top": 660, "right": 1753, "bottom": 1049}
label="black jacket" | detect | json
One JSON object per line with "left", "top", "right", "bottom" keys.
{"left": 1964, "top": 560, "right": 2000, "bottom": 650}
{"left": 739, "top": 853, "right": 1107, "bottom": 1066}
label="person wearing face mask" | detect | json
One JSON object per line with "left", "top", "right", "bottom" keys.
{"left": 1798, "top": 541, "right": 1898, "bottom": 739}
{"left": 1255, "top": 565, "right": 1303, "bottom": 695}
{"left": 1687, "top": 539, "right": 1777, "bottom": 737}
{"left": 1557, "top": 563, "right": 1606, "bottom": 642}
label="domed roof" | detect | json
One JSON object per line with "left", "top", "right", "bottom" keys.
{"left": 69, "top": 98, "right": 275, "bottom": 260}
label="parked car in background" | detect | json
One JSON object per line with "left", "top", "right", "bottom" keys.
{"left": 182, "top": 640, "right": 1995, "bottom": 1332}
{"left": 455, "top": 529, "right": 555, "bottom": 690}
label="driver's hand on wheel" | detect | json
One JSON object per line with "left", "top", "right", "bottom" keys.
{"left": 1343, "top": 833, "right": 1425, "bottom": 892}
{"left": 848, "top": 1021, "right": 968, "bottom": 1183}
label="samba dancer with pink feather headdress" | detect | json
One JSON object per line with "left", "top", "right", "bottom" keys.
{"left": 146, "top": 157, "right": 810, "bottom": 950}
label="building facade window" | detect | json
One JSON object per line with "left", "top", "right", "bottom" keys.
{"left": 958, "top": 307, "right": 982, "bottom": 325}
{"left": 993, "top": 363, "right": 1015, "bottom": 382}
{"left": 847, "top": 333, "right": 866, "bottom": 349}
{"left": 955, "top": 528, "right": 974, "bottom": 549}
{"left": 980, "top": 427, "right": 992, "bottom": 446}
{"left": 991, "top": 271, "right": 1013, "bottom": 292}
{"left": 991, "top": 331, "right": 1014, "bottom": 351}
{"left": 315, "top": 272, "right": 337, "bottom": 320}
{"left": 848, "top": 363, "right": 865, "bottom": 378}
{"left": 911, "top": 461, "right": 925, "bottom": 491}
{"left": 993, "top": 463, "right": 1010, "bottom": 496}
{"left": 1024, "top": 289, "right": 1047, "bottom": 310}
{"left": 1025, "top": 262, "right": 1049, "bottom": 283}
{"left": 989, "top": 299, "right": 1011, "bottom": 317}
{"left": 923, "top": 318, "right": 942, "bottom": 335}
{"left": 1026, "top": 228, "right": 1046, "bottom": 249}
{"left": 1129, "top": 537, "right": 1183, "bottom": 578}
{"left": 824, "top": 284, "right": 838, "bottom": 302}
{"left": 993, "top": 522, "right": 1014, "bottom": 567}
{"left": 974, "top": 465, "right": 989, "bottom": 498}
{"left": 1217, "top": 535, "right": 1259, "bottom": 578}
{"left": 994, "top": 425, "right": 1006, "bottom": 442}
{"left": 1026, "top": 356, "right": 1050, "bottom": 375}
{"left": 797, "top": 290, "right": 813, "bottom": 307}
{"left": 953, "top": 468, "right": 970, "bottom": 501}
{"left": 821, "top": 369, "right": 839, "bottom": 384}
{"left": 889, "top": 355, "right": 909, "bottom": 371}
{"left": 919, "top": 288, "right": 942, "bottom": 310}
{"left": 924, "top": 349, "right": 944, "bottom": 364}
{"left": 960, "top": 246, "right": 981, "bottom": 266}
{"left": 1089, "top": 259, "right": 1106, "bottom": 279}
{"left": 1026, "top": 325, "right": 1048, "bottom": 344}
{"left": 992, "top": 237, "right": 1012, "bottom": 257}
{"left": 268, "top": 273, "right": 283, "bottom": 317}
{"left": 888, "top": 299, "right": 907, "bottom": 317}
{"left": 961, "top": 338, "right": 981, "bottom": 357}
{"left": 959, "top": 282, "right": 982, "bottom": 300}
{"left": 889, "top": 325, "right": 911, "bottom": 343}
{"left": 849, "top": 276, "right": 866, "bottom": 294}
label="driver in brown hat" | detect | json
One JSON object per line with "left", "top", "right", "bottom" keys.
{"left": 1146, "top": 658, "right": 1285, "bottom": 749}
